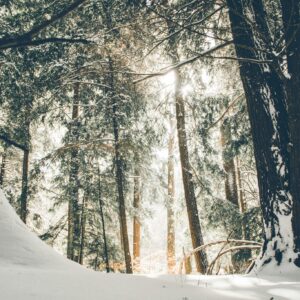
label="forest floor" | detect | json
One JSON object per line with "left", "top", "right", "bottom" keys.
{"left": 0, "top": 190, "right": 299, "bottom": 300}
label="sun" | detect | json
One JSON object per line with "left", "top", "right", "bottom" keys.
{"left": 160, "top": 71, "right": 176, "bottom": 86}
{"left": 181, "top": 84, "right": 193, "bottom": 96}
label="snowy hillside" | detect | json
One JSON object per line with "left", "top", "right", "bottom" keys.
{"left": 0, "top": 190, "right": 299, "bottom": 300}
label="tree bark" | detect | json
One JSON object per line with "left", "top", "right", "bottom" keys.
{"left": 167, "top": 116, "right": 176, "bottom": 273}
{"left": 226, "top": 0, "right": 292, "bottom": 267}
{"left": 279, "top": 0, "right": 300, "bottom": 266}
{"left": 133, "top": 164, "right": 141, "bottom": 272}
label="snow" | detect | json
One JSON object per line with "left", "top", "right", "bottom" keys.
{"left": 0, "top": 189, "right": 300, "bottom": 300}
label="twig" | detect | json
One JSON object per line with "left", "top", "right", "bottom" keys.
{"left": 204, "top": 93, "right": 244, "bottom": 132}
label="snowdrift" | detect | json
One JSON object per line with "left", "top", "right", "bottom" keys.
{"left": 0, "top": 189, "right": 299, "bottom": 300}
{"left": 0, "top": 190, "right": 75, "bottom": 269}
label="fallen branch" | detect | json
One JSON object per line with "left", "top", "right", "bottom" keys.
{"left": 178, "top": 239, "right": 262, "bottom": 275}
{"left": 207, "top": 245, "right": 261, "bottom": 275}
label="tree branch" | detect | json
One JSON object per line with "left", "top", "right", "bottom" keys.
{"left": 133, "top": 40, "right": 233, "bottom": 83}
{"left": 207, "top": 245, "right": 261, "bottom": 274}
{"left": 25, "top": 0, "right": 87, "bottom": 38}
{"left": 0, "top": 0, "right": 88, "bottom": 50}
{"left": 0, "top": 37, "right": 91, "bottom": 50}
{"left": 0, "top": 134, "right": 28, "bottom": 151}
{"left": 205, "top": 93, "right": 244, "bottom": 132}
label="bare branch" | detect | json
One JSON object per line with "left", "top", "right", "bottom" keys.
{"left": 207, "top": 245, "right": 261, "bottom": 274}
{"left": 205, "top": 93, "right": 244, "bottom": 132}
{"left": 178, "top": 239, "right": 262, "bottom": 274}
{"left": 134, "top": 41, "right": 233, "bottom": 84}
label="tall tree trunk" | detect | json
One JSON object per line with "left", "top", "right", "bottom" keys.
{"left": 113, "top": 131, "right": 132, "bottom": 273}
{"left": 175, "top": 70, "right": 207, "bottom": 274}
{"left": 97, "top": 168, "right": 110, "bottom": 273}
{"left": 226, "top": 0, "right": 292, "bottom": 267}
{"left": 167, "top": 116, "right": 176, "bottom": 273}
{"left": 133, "top": 164, "right": 141, "bottom": 272}
{"left": 108, "top": 57, "right": 133, "bottom": 274}
{"left": 101, "top": 0, "right": 132, "bottom": 273}
{"left": 167, "top": 21, "right": 207, "bottom": 273}
{"left": 67, "top": 82, "right": 81, "bottom": 262}
{"left": 20, "top": 149, "right": 29, "bottom": 223}
{"left": 0, "top": 151, "right": 7, "bottom": 186}
{"left": 220, "top": 118, "right": 239, "bottom": 206}
{"left": 112, "top": 107, "right": 133, "bottom": 274}
{"left": 19, "top": 116, "right": 31, "bottom": 224}
{"left": 279, "top": 0, "right": 300, "bottom": 266}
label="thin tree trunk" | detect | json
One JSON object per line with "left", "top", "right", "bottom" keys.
{"left": 236, "top": 157, "right": 247, "bottom": 239}
{"left": 183, "top": 247, "right": 192, "bottom": 274}
{"left": 101, "top": 0, "right": 132, "bottom": 273}
{"left": 112, "top": 110, "right": 133, "bottom": 274}
{"left": 175, "top": 69, "right": 207, "bottom": 273}
{"left": 67, "top": 82, "right": 81, "bottom": 262}
{"left": 0, "top": 152, "right": 7, "bottom": 186}
{"left": 167, "top": 21, "right": 207, "bottom": 273}
{"left": 98, "top": 168, "right": 110, "bottom": 273}
{"left": 167, "top": 116, "right": 176, "bottom": 273}
{"left": 133, "top": 164, "right": 141, "bottom": 272}
{"left": 107, "top": 57, "right": 133, "bottom": 274}
{"left": 67, "top": 193, "right": 74, "bottom": 260}
{"left": 19, "top": 116, "right": 31, "bottom": 224}
{"left": 20, "top": 149, "right": 29, "bottom": 223}
{"left": 226, "top": 0, "right": 292, "bottom": 267}
{"left": 236, "top": 157, "right": 246, "bottom": 215}
{"left": 220, "top": 118, "right": 239, "bottom": 206}
{"left": 94, "top": 250, "right": 99, "bottom": 271}
{"left": 220, "top": 118, "right": 240, "bottom": 271}
{"left": 79, "top": 192, "right": 87, "bottom": 265}
{"left": 236, "top": 156, "right": 251, "bottom": 264}
{"left": 279, "top": 0, "right": 300, "bottom": 266}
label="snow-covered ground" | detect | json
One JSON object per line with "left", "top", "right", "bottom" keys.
{"left": 0, "top": 190, "right": 299, "bottom": 300}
